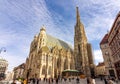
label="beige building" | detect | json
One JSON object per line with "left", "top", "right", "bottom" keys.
{"left": 0, "top": 57, "right": 8, "bottom": 79}
{"left": 24, "top": 27, "right": 74, "bottom": 79}
{"left": 100, "top": 34, "right": 116, "bottom": 77}
{"left": 96, "top": 62, "right": 106, "bottom": 76}
{"left": 24, "top": 7, "right": 94, "bottom": 79}
{"left": 107, "top": 12, "right": 120, "bottom": 79}
{"left": 13, "top": 63, "right": 25, "bottom": 79}
{"left": 5, "top": 71, "right": 14, "bottom": 81}
{"left": 74, "top": 7, "right": 94, "bottom": 77}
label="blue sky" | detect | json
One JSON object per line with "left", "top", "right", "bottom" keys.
{"left": 0, "top": 0, "right": 120, "bottom": 71}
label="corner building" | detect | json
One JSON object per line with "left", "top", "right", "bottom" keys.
{"left": 107, "top": 12, "right": 120, "bottom": 79}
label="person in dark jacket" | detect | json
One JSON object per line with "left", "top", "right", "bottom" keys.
{"left": 104, "top": 78, "right": 108, "bottom": 84}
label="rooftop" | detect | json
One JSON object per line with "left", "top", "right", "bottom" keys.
{"left": 46, "top": 34, "right": 73, "bottom": 51}
{"left": 100, "top": 34, "right": 108, "bottom": 45}
{"left": 97, "top": 62, "right": 105, "bottom": 67}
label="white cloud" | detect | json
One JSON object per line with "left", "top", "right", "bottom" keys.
{"left": 73, "top": 0, "right": 120, "bottom": 41}
{"left": 86, "top": 16, "right": 114, "bottom": 41}
{"left": 0, "top": 52, "right": 26, "bottom": 71}
{"left": 93, "top": 49, "right": 103, "bottom": 65}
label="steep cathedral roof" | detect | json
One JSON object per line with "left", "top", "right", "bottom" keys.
{"left": 46, "top": 34, "right": 73, "bottom": 51}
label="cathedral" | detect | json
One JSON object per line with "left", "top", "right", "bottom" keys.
{"left": 24, "top": 7, "right": 94, "bottom": 79}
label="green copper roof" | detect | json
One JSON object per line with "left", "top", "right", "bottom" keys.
{"left": 46, "top": 34, "right": 73, "bottom": 51}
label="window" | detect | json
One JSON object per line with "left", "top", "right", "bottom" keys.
{"left": 48, "top": 66, "right": 52, "bottom": 75}
{"left": 42, "top": 65, "right": 46, "bottom": 75}
{"left": 42, "top": 56, "right": 46, "bottom": 62}
{"left": 48, "top": 56, "right": 52, "bottom": 62}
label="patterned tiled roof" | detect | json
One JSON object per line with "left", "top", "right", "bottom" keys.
{"left": 46, "top": 34, "right": 73, "bottom": 51}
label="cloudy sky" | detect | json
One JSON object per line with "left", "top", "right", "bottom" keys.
{"left": 0, "top": 0, "right": 120, "bottom": 71}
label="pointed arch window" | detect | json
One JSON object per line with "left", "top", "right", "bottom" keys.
{"left": 48, "top": 66, "right": 52, "bottom": 75}
{"left": 78, "top": 44, "right": 80, "bottom": 52}
{"left": 42, "top": 65, "right": 46, "bottom": 75}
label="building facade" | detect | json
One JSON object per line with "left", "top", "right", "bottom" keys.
{"left": 13, "top": 63, "right": 25, "bottom": 79}
{"left": 107, "top": 12, "right": 120, "bottom": 79}
{"left": 24, "top": 7, "right": 94, "bottom": 79}
{"left": 24, "top": 27, "right": 74, "bottom": 79}
{"left": 5, "top": 71, "right": 14, "bottom": 81}
{"left": 100, "top": 34, "right": 116, "bottom": 77}
{"left": 74, "top": 7, "right": 94, "bottom": 77}
{"left": 96, "top": 62, "right": 106, "bottom": 77}
{"left": 0, "top": 58, "right": 8, "bottom": 80}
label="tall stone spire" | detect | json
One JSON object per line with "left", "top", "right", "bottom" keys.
{"left": 76, "top": 7, "right": 80, "bottom": 25}
{"left": 74, "top": 7, "right": 91, "bottom": 77}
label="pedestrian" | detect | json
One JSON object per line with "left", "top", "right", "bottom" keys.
{"left": 69, "top": 78, "right": 71, "bottom": 82}
{"left": 37, "top": 78, "right": 39, "bottom": 84}
{"left": 23, "top": 79, "right": 27, "bottom": 84}
{"left": 115, "top": 77, "right": 118, "bottom": 83}
{"left": 51, "top": 78, "right": 53, "bottom": 83}
{"left": 11, "top": 80, "right": 16, "bottom": 84}
{"left": 56, "top": 78, "right": 58, "bottom": 84}
{"left": 48, "top": 78, "right": 51, "bottom": 84}
{"left": 87, "top": 77, "right": 90, "bottom": 84}
{"left": 76, "top": 77, "right": 79, "bottom": 84}
{"left": 44, "top": 77, "right": 45, "bottom": 82}
{"left": 92, "top": 78, "right": 96, "bottom": 84}
{"left": 104, "top": 78, "right": 108, "bottom": 84}
{"left": 32, "top": 78, "right": 35, "bottom": 84}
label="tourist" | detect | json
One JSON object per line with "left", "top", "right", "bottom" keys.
{"left": 87, "top": 77, "right": 90, "bottom": 84}
{"left": 104, "top": 78, "right": 108, "bottom": 84}
{"left": 11, "top": 80, "right": 16, "bottom": 84}
{"left": 76, "top": 77, "right": 79, "bottom": 84}
{"left": 56, "top": 78, "right": 58, "bottom": 84}
{"left": 92, "top": 78, "right": 96, "bottom": 84}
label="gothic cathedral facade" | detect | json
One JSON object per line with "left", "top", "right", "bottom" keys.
{"left": 24, "top": 7, "right": 94, "bottom": 78}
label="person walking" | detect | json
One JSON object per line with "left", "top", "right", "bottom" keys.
{"left": 76, "top": 77, "right": 79, "bottom": 84}
{"left": 87, "top": 77, "right": 90, "bottom": 84}
{"left": 104, "top": 78, "right": 108, "bottom": 84}
{"left": 56, "top": 78, "right": 58, "bottom": 84}
{"left": 11, "top": 80, "right": 16, "bottom": 84}
{"left": 23, "top": 79, "right": 27, "bottom": 84}
{"left": 92, "top": 78, "right": 96, "bottom": 84}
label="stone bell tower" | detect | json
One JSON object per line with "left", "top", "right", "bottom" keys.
{"left": 37, "top": 25, "right": 47, "bottom": 49}
{"left": 74, "top": 7, "right": 91, "bottom": 77}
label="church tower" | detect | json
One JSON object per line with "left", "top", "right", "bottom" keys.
{"left": 37, "top": 25, "right": 47, "bottom": 49}
{"left": 74, "top": 7, "right": 91, "bottom": 76}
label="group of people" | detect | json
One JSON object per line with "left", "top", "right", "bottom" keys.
{"left": 27, "top": 77, "right": 80, "bottom": 84}
{"left": 10, "top": 76, "right": 119, "bottom": 84}
{"left": 103, "top": 77, "right": 118, "bottom": 84}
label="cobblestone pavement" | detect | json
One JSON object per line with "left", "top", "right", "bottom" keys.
{"left": 28, "top": 78, "right": 105, "bottom": 84}
{"left": 1, "top": 78, "right": 120, "bottom": 84}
